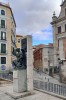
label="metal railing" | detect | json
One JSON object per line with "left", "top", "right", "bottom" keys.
{"left": 33, "top": 80, "right": 66, "bottom": 96}
{"left": 0, "top": 51, "right": 7, "bottom": 55}
{"left": 0, "top": 71, "right": 13, "bottom": 81}
{"left": 0, "top": 38, "right": 7, "bottom": 40}
{"left": 0, "top": 25, "right": 7, "bottom": 30}
{"left": 0, "top": 70, "right": 66, "bottom": 97}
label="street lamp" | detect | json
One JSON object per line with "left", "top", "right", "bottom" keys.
{"left": 58, "top": 58, "right": 63, "bottom": 82}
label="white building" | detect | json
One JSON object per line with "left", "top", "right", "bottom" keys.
{"left": 42, "top": 44, "right": 54, "bottom": 74}
{"left": 51, "top": 0, "right": 66, "bottom": 79}
{"left": 33, "top": 44, "right": 54, "bottom": 74}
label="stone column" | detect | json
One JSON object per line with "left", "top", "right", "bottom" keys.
{"left": 27, "top": 35, "right": 33, "bottom": 91}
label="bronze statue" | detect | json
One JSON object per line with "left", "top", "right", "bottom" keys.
{"left": 12, "top": 48, "right": 27, "bottom": 70}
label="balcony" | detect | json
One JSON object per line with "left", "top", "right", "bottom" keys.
{"left": 56, "top": 49, "right": 59, "bottom": 55}
{"left": 56, "top": 32, "right": 66, "bottom": 39}
{"left": 0, "top": 25, "right": 7, "bottom": 30}
{"left": 0, "top": 51, "right": 7, "bottom": 55}
{"left": 0, "top": 39, "right": 7, "bottom": 42}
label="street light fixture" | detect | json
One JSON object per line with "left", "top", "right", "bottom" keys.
{"left": 58, "top": 58, "right": 63, "bottom": 82}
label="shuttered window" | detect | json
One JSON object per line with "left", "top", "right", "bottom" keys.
{"left": 1, "top": 44, "right": 6, "bottom": 53}
{"left": 1, "top": 31, "right": 6, "bottom": 40}
{"left": 1, "top": 20, "right": 5, "bottom": 28}
{"left": 1, "top": 57, "right": 6, "bottom": 64}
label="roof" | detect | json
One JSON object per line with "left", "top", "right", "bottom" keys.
{"left": 33, "top": 44, "right": 44, "bottom": 48}
{"left": 0, "top": 2, "right": 16, "bottom": 27}
{"left": 48, "top": 43, "right": 53, "bottom": 47}
{"left": 16, "top": 34, "right": 23, "bottom": 37}
{"left": 33, "top": 43, "right": 53, "bottom": 53}
{"left": 61, "top": 0, "right": 66, "bottom": 6}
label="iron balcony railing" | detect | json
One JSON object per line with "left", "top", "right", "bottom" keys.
{"left": 0, "top": 39, "right": 7, "bottom": 41}
{"left": 0, "top": 25, "right": 7, "bottom": 30}
{"left": 56, "top": 32, "right": 66, "bottom": 39}
{"left": 0, "top": 51, "right": 7, "bottom": 55}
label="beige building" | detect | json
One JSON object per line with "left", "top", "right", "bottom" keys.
{"left": 51, "top": 0, "right": 66, "bottom": 78}
{"left": 16, "top": 35, "right": 23, "bottom": 49}
{"left": 0, "top": 2, "right": 16, "bottom": 70}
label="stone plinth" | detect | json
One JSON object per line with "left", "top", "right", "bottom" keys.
{"left": 13, "top": 70, "right": 27, "bottom": 93}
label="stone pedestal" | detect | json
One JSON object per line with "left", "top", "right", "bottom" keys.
{"left": 13, "top": 70, "right": 27, "bottom": 93}
{"left": 13, "top": 35, "right": 33, "bottom": 93}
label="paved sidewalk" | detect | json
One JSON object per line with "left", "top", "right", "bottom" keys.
{"left": 0, "top": 84, "right": 63, "bottom": 100}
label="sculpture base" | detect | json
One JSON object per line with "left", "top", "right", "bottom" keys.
{"left": 13, "top": 69, "right": 27, "bottom": 93}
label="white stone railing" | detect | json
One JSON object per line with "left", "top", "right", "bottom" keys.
{"left": 56, "top": 32, "right": 66, "bottom": 39}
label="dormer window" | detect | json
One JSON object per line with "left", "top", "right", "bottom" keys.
{"left": 1, "top": 10, "right": 5, "bottom": 15}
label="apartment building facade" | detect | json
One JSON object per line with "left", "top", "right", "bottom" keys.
{"left": 33, "top": 44, "right": 54, "bottom": 74}
{"left": 51, "top": 0, "right": 66, "bottom": 77}
{"left": 0, "top": 2, "right": 16, "bottom": 70}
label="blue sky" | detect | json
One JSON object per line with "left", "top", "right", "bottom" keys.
{"left": 2, "top": 0, "right": 62, "bottom": 45}
{"left": 32, "top": 25, "right": 53, "bottom": 45}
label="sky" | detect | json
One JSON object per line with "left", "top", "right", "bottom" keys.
{"left": 2, "top": 0, "right": 62, "bottom": 45}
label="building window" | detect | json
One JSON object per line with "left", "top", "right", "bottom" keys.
{"left": 1, "top": 31, "right": 6, "bottom": 40}
{"left": 65, "top": 24, "right": 66, "bottom": 31}
{"left": 11, "top": 47, "right": 16, "bottom": 55}
{"left": 1, "top": 44, "right": 6, "bottom": 53}
{"left": 58, "top": 40, "right": 59, "bottom": 48}
{"left": 1, "top": 57, "right": 6, "bottom": 64}
{"left": 1, "top": 20, "right": 5, "bottom": 28}
{"left": 44, "top": 68, "right": 48, "bottom": 72}
{"left": 18, "top": 39, "right": 20, "bottom": 43}
{"left": 65, "top": 8, "right": 66, "bottom": 16}
{"left": 58, "top": 26, "right": 61, "bottom": 33}
{"left": 44, "top": 58, "right": 47, "bottom": 61}
{"left": 1, "top": 10, "right": 5, "bottom": 15}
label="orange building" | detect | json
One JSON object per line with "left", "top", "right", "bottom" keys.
{"left": 0, "top": 2, "right": 16, "bottom": 70}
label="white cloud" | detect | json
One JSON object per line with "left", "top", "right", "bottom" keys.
{"left": 2, "top": 0, "right": 61, "bottom": 35}
{"left": 1, "top": 0, "right": 62, "bottom": 45}
{"left": 32, "top": 26, "right": 52, "bottom": 41}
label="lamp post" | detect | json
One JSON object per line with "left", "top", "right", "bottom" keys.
{"left": 58, "top": 58, "right": 63, "bottom": 82}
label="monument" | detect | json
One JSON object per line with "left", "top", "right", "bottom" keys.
{"left": 13, "top": 35, "right": 33, "bottom": 93}
{"left": 12, "top": 48, "right": 27, "bottom": 70}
